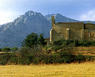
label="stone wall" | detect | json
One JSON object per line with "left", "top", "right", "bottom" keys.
{"left": 52, "top": 22, "right": 84, "bottom": 41}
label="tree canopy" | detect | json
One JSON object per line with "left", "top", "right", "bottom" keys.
{"left": 22, "top": 33, "right": 46, "bottom": 47}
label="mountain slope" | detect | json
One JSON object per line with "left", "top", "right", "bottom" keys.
{"left": 45, "top": 13, "right": 78, "bottom": 23}
{"left": 0, "top": 11, "right": 51, "bottom": 47}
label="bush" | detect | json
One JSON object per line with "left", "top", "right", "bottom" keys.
{"left": 0, "top": 53, "right": 11, "bottom": 65}
{"left": 15, "top": 46, "right": 43, "bottom": 64}
{"left": 53, "top": 40, "right": 95, "bottom": 48}
{"left": 16, "top": 47, "right": 31, "bottom": 57}
{"left": 59, "top": 51, "right": 75, "bottom": 63}
{"left": 32, "top": 57, "right": 41, "bottom": 64}
{"left": 40, "top": 53, "right": 60, "bottom": 64}
{"left": 18, "top": 57, "right": 31, "bottom": 65}
{"left": 8, "top": 56, "right": 18, "bottom": 64}
{"left": 53, "top": 40, "right": 78, "bottom": 51}
{"left": 0, "top": 45, "right": 95, "bottom": 65}
{"left": 2, "top": 47, "right": 11, "bottom": 52}
{"left": 85, "top": 56, "right": 95, "bottom": 61}
{"left": 0, "top": 48, "right": 2, "bottom": 52}
{"left": 75, "top": 55, "right": 86, "bottom": 63}
{"left": 50, "top": 53, "right": 61, "bottom": 63}
{"left": 11, "top": 47, "right": 18, "bottom": 51}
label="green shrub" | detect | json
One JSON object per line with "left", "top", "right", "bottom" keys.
{"left": 18, "top": 57, "right": 31, "bottom": 65}
{"left": 52, "top": 45, "right": 62, "bottom": 51}
{"left": 8, "top": 56, "right": 18, "bottom": 64}
{"left": 85, "top": 56, "right": 95, "bottom": 61}
{"left": 15, "top": 46, "right": 43, "bottom": 64}
{"left": 53, "top": 39, "right": 95, "bottom": 47}
{"left": 0, "top": 48, "right": 2, "bottom": 52}
{"left": 11, "top": 47, "right": 18, "bottom": 51}
{"left": 75, "top": 55, "right": 86, "bottom": 63}
{"left": 0, "top": 45, "right": 95, "bottom": 65}
{"left": 32, "top": 57, "right": 41, "bottom": 64}
{"left": 2, "top": 47, "right": 11, "bottom": 52}
{"left": 0, "top": 53, "right": 11, "bottom": 65}
{"left": 50, "top": 53, "right": 61, "bottom": 63}
{"left": 41, "top": 54, "right": 57, "bottom": 64}
{"left": 59, "top": 51, "right": 75, "bottom": 63}
{"left": 16, "top": 47, "right": 31, "bottom": 57}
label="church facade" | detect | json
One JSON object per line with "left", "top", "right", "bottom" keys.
{"left": 50, "top": 16, "right": 95, "bottom": 42}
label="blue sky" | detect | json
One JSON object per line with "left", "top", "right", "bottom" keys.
{"left": 0, "top": 0, "right": 95, "bottom": 24}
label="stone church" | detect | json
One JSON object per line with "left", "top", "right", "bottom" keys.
{"left": 50, "top": 16, "right": 95, "bottom": 42}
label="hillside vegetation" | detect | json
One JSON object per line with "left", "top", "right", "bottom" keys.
{"left": 0, "top": 33, "right": 95, "bottom": 65}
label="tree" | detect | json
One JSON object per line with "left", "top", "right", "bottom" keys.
{"left": 22, "top": 33, "right": 38, "bottom": 47}
{"left": 38, "top": 34, "right": 45, "bottom": 46}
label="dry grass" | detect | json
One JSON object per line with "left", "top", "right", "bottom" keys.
{"left": 0, "top": 62, "right": 95, "bottom": 77}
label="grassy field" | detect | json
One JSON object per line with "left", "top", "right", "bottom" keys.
{"left": 0, "top": 62, "right": 95, "bottom": 77}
